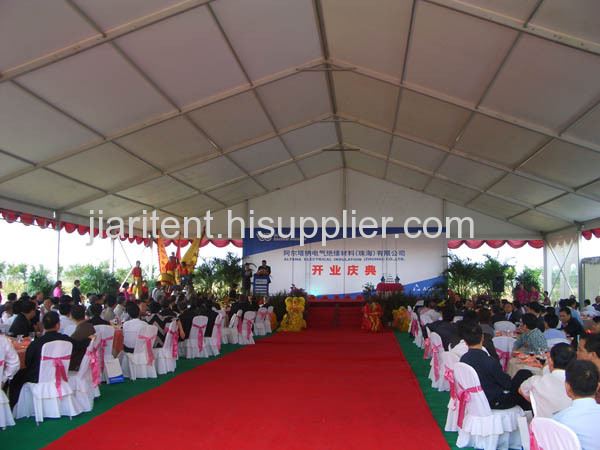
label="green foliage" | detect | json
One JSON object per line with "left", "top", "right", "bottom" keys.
{"left": 194, "top": 258, "right": 219, "bottom": 293}
{"left": 264, "top": 292, "right": 290, "bottom": 321}
{"left": 374, "top": 292, "right": 421, "bottom": 323}
{"left": 443, "top": 255, "right": 480, "bottom": 299}
{"left": 193, "top": 252, "right": 242, "bottom": 296}
{"left": 27, "top": 265, "right": 54, "bottom": 297}
{"left": 475, "top": 254, "right": 516, "bottom": 295}
{"left": 515, "top": 266, "right": 542, "bottom": 292}
{"left": 64, "top": 263, "right": 119, "bottom": 296}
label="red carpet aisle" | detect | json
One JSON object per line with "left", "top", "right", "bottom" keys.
{"left": 45, "top": 330, "right": 449, "bottom": 450}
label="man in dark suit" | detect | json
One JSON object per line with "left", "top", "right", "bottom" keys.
{"left": 501, "top": 302, "right": 522, "bottom": 324}
{"left": 8, "top": 300, "right": 36, "bottom": 337}
{"left": 179, "top": 298, "right": 200, "bottom": 340}
{"left": 8, "top": 311, "right": 89, "bottom": 408}
{"left": 198, "top": 298, "right": 218, "bottom": 337}
{"left": 71, "top": 280, "right": 82, "bottom": 304}
{"left": 428, "top": 307, "right": 459, "bottom": 350}
{"left": 259, "top": 260, "right": 271, "bottom": 276}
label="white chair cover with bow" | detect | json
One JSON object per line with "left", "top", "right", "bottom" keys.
{"left": 265, "top": 306, "right": 274, "bottom": 333}
{"left": 254, "top": 307, "right": 268, "bottom": 336}
{"left": 412, "top": 311, "right": 424, "bottom": 348}
{"left": 93, "top": 325, "right": 120, "bottom": 383}
{"left": 13, "top": 341, "right": 82, "bottom": 423}
{"left": 67, "top": 336, "right": 101, "bottom": 412}
{"left": 443, "top": 351, "right": 461, "bottom": 432}
{"left": 179, "top": 316, "right": 209, "bottom": 359}
{"left": 224, "top": 310, "right": 243, "bottom": 345}
{"left": 238, "top": 311, "right": 256, "bottom": 345}
{"left": 492, "top": 336, "right": 516, "bottom": 372}
{"left": 0, "top": 336, "right": 18, "bottom": 429}
{"left": 427, "top": 332, "right": 448, "bottom": 391}
{"left": 494, "top": 321, "right": 517, "bottom": 333}
{"left": 154, "top": 320, "right": 178, "bottom": 374}
{"left": 119, "top": 324, "right": 157, "bottom": 380}
{"left": 206, "top": 314, "right": 224, "bottom": 356}
{"left": 453, "top": 362, "right": 524, "bottom": 450}
{"left": 530, "top": 417, "right": 581, "bottom": 450}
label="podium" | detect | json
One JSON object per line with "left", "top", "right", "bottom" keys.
{"left": 253, "top": 274, "right": 270, "bottom": 296}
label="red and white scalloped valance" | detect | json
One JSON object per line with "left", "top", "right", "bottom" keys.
{"left": 447, "top": 239, "right": 544, "bottom": 249}
{"left": 582, "top": 228, "right": 600, "bottom": 240}
{"left": 0, "top": 208, "right": 242, "bottom": 248}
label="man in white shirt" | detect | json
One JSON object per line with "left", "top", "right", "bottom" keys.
{"left": 0, "top": 334, "right": 20, "bottom": 388}
{"left": 58, "top": 303, "right": 76, "bottom": 336}
{"left": 582, "top": 299, "right": 600, "bottom": 317}
{"left": 518, "top": 343, "right": 575, "bottom": 417}
{"left": 121, "top": 303, "right": 146, "bottom": 353}
{"left": 553, "top": 360, "right": 600, "bottom": 450}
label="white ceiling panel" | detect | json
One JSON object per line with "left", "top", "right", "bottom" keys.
{"left": 116, "top": 7, "right": 247, "bottom": 107}
{"left": 458, "top": 0, "right": 539, "bottom": 20}
{"left": 345, "top": 153, "right": 386, "bottom": 178}
{"left": 172, "top": 157, "right": 245, "bottom": 191}
{"left": 282, "top": 123, "right": 338, "bottom": 157}
{"left": 208, "top": 178, "right": 265, "bottom": 205}
{"left": 48, "top": 143, "right": 159, "bottom": 191}
{"left": 0, "top": 169, "right": 102, "bottom": 210}
{"left": 0, "top": 0, "right": 96, "bottom": 72}
{"left": 340, "top": 123, "right": 391, "bottom": 156}
{"left": 385, "top": 164, "right": 430, "bottom": 191}
{"left": 68, "top": 195, "right": 146, "bottom": 218}
{"left": 334, "top": 72, "right": 399, "bottom": 129}
{"left": 0, "top": 83, "right": 97, "bottom": 163}
{"left": 481, "top": 34, "right": 600, "bottom": 130}
{"left": 322, "top": 0, "right": 412, "bottom": 77}
{"left": 296, "top": 152, "right": 342, "bottom": 178}
{"left": 469, "top": 194, "right": 528, "bottom": 219}
{"left": 489, "top": 174, "right": 564, "bottom": 206}
{"left": 118, "top": 176, "right": 196, "bottom": 206}
{"left": 395, "top": 90, "right": 471, "bottom": 146}
{"left": 257, "top": 72, "right": 331, "bottom": 130}
{"left": 389, "top": 137, "right": 446, "bottom": 171}
{"left": 188, "top": 91, "right": 273, "bottom": 150}
{"left": 255, "top": 164, "right": 304, "bottom": 191}
{"left": 162, "top": 194, "right": 223, "bottom": 218}
{"left": 520, "top": 140, "right": 600, "bottom": 188}
{"left": 425, "top": 178, "right": 479, "bottom": 204}
{"left": 228, "top": 138, "right": 290, "bottom": 173}
{"left": 73, "top": 0, "right": 183, "bottom": 31}
{"left": 406, "top": 1, "right": 517, "bottom": 104}
{"left": 455, "top": 114, "right": 549, "bottom": 167}
{"left": 117, "top": 117, "right": 217, "bottom": 170}
{"left": 579, "top": 180, "right": 600, "bottom": 199}
{"left": 211, "top": 0, "right": 321, "bottom": 81}
{"left": 17, "top": 44, "right": 173, "bottom": 135}
{"left": 563, "top": 105, "right": 600, "bottom": 146}
{"left": 0, "top": 153, "right": 32, "bottom": 179}
{"left": 437, "top": 155, "right": 505, "bottom": 189}
{"left": 510, "top": 210, "right": 572, "bottom": 232}
{"left": 531, "top": 0, "right": 600, "bottom": 44}
{"left": 542, "top": 194, "right": 600, "bottom": 223}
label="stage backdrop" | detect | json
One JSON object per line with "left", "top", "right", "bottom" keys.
{"left": 243, "top": 228, "right": 446, "bottom": 298}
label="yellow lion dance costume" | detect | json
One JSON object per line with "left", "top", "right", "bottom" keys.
{"left": 278, "top": 296, "right": 307, "bottom": 332}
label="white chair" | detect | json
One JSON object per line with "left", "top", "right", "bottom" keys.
{"left": 530, "top": 391, "right": 539, "bottom": 417}
{"left": 238, "top": 311, "right": 256, "bottom": 345}
{"left": 67, "top": 337, "right": 101, "bottom": 412}
{"left": 179, "top": 316, "right": 209, "bottom": 359}
{"left": 224, "top": 310, "right": 243, "bottom": 345}
{"left": 494, "top": 321, "right": 517, "bottom": 333}
{"left": 547, "top": 338, "right": 570, "bottom": 348}
{"left": 492, "top": 336, "right": 516, "bottom": 372}
{"left": 206, "top": 314, "right": 224, "bottom": 357}
{"left": 427, "top": 332, "right": 447, "bottom": 391}
{"left": 530, "top": 417, "right": 581, "bottom": 450}
{"left": 0, "top": 341, "right": 16, "bottom": 429}
{"left": 119, "top": 324, "right": 157, "bottom": 380}
{"left": 265, "top": 306, "right": 274, "bottom": 333}
{"left": 93, "top": 325, "right": 120, "bottom": 383}
{"left": 453, "top": 362, "right": 524, "bottom": 450}
{"left": 154, "top": 320, "right": 178, "bottom": 374}
{"left": 443, "top": 351, "right": 461, "bottom": 432}
{"left": 13, "top": 341, "right": 82, "bottom": 423}
{"left": 254, "top": 307, "right": 268, "bottom": 336}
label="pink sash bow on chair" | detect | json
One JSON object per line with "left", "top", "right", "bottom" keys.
{"left": 215, "top": 323, "right": 222, "bottom": 352}
{"left": 259, "top": 311, "right": 268, "bottom": 321}
{"left": 166, "top": 326, "right": 179, "bottom": 358}
{"left": 410, "top": 318, "right": 418, "bottom": 336}
{"left": 138, "top": 335, "right": 154, "bottom": 366}
{"left": 86, "top": 348, "right": 101, "bottom": 387}
{"left": 496, "top": 349, "right": 510, "bottom": 372}
{"left": 444, "top": 367, "right": 457, "bottom": 409}
{"left": 41, "top": 355, "right": 70, "bottom": 399}
{"left": 529, "top": 425, "right": 543, "bottom": 450}
{"left": 243, "top": 318, "right": 253, "bottom": 340}
{"left": 192, "top": 323, "right": 206, "bottom": 352}
{"left": 99, "top": 336, "right": 113, "bottom": 371}
{"left": 431, "top": 344, "right": 443, "bottom": 381}
{"left": 456, "top": 384, "right": 483, "bottom": 428}
{"left": 0, "top": 360, "right": 4, "bottom": 368}
{"left": 423, "top": 338, "right": 431, "bottom": 359}
{"left": 237, "top": 317, "right": 243, "bottom": 335}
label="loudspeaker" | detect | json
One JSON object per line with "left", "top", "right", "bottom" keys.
{"left": 492, "top": 276, "right": 504, "bottom": 293}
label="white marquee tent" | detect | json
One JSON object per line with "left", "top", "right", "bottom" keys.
{"left": 1, "top": 0, "right": 600, "bottom": 295}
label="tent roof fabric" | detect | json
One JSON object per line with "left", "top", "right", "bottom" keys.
{"left": 1, "top": 0, "right": 599, "bottom": 236}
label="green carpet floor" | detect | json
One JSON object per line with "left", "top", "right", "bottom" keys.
{"left": 2, "top": 336, "right": 270, "bottom": 450}
{"left": 395, "top": 331, "right": 472, "bottom": 450}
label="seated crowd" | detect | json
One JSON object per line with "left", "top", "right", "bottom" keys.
{"left": 415, "top": 292, "right": 600, "bottom": 449}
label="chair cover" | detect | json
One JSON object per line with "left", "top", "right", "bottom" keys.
{"left": 453, "top": 362, "right": 524, "bottom": 450}
{"left": 530, "top": 417, "right": 581, "bottom": 450}
{"left": 93, "top": 325, "right": 120, "bottom": 383}
{"left": 13, "top": 341, "right": 82, "bottom": 423}
{"left": 179, "top": 316, "right": 209, "bottom": 359}
{"left": 494, "top": 321, "right": 517, "bottom": 333}
{"left": 119, "top": 324, "right": 157, "bottom": 380}
{"left": 443, "top": 351, "right": 461, "bottom": 432}
{"left": 254, "top": 308, "right": 268, "bottom": 336}
{"left": 67, "top": 337, "right": 101, "bottom": 412}
{"left": 546, "top": 338, "right": 570, "bottom": 348}
{"left": 154, "top": 320, "right": 178, "bottom": 374}
{"left": 265, "top": 306, "right": 274, "bottom": 333}
{"left": 492, "top": 336, "right": 516, "bottom": 372}
{"left": 412, "top": 312, "right": 424, "bottom": 348}
{"left": 206, "top": 314, "right": 224, "bottom": 356}
{"left": 427, "top": 332, "right": 447, "bottom": 391}
{"left": 238, "top": 311, "right": 256, "bottom": 345}
{"left": 224, "top": 310, "right": 243, "bottom": 345}
{"left": 424, "top": 326, "right": 433, "bottom": 359}
{"left": 0, "top": 342, "right": 16, "bottom": 429}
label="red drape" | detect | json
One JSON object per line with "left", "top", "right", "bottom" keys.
{"left": 582, "top": 228, "right": 600, "bottom": 240}
{"left": 447, "top": 240, "right": 544, "bottom": 249}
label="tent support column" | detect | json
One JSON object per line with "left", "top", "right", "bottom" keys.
{"left": 111, "top": 239, "right": 115, "bottom": 274}
{"left": 56, "top": 218, "right": 61, "bottom": 280}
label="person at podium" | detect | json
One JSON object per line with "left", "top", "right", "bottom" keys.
{"left": 241, "top": 263, "right": 253, "bottom": 296}
{"left": 257, "top": 260, "right": 271, "bottom": 277}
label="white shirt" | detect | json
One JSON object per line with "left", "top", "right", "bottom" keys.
{"left": 1, "top": 312, "right": 15, "bottom": 325}
{"left": 122, "top": 318, "right": 146, "bottom": 350}
{"left": 582, "top": 306, "right": 600, "bottom": 317}
{"left": 59, "top": 315, "right": 77, "bottom": 336}
{"left": 519, "top": 369, "right": 571, "bottom": 418}
{"left": 0, "top": 335, "right": 20, "bottom": 384}
{"left": 421, "top": 309, "right": 442, "bottom": 323}
{"left": 450, "top": 340, "right": 490, "bottom": 358}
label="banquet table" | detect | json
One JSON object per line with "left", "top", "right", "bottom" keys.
{"left": 506, "top": 356, "right": 544, "bottom": 378}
